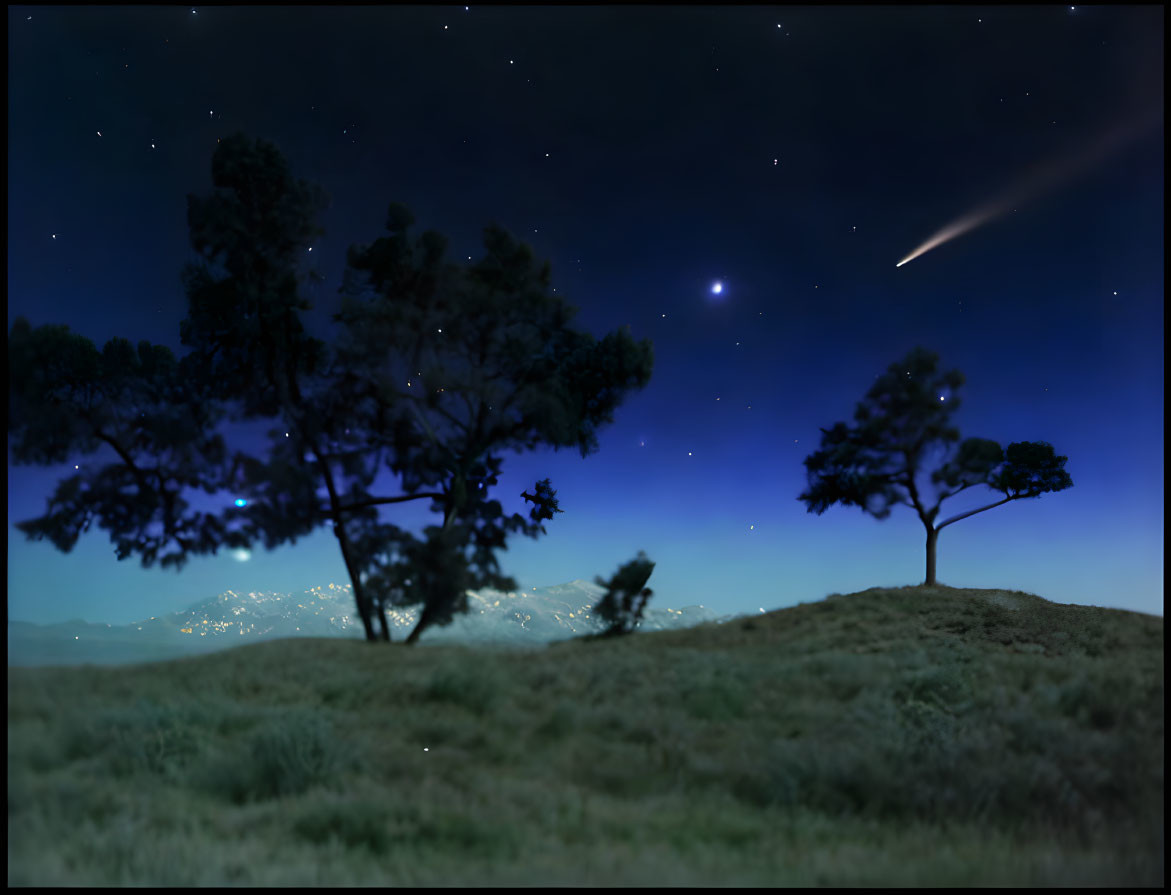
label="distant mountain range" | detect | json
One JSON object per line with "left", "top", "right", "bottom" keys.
{"left": 7, "top": 580, "right": 734, "bottom": 667}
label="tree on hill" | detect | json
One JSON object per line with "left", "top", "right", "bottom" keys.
{"left": 8, "top": 132, "right": 654, "bottom": 644}
{"left": 797, "top": 347, "right": 1073, "bottom": 586}
{"left": 591, "top": 551, "right": 656, "bottom": 637}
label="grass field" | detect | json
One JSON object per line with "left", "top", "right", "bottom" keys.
{"left": 7, "top": 584, "right": 1164, "bottom": 886}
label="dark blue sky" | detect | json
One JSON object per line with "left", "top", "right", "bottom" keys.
{"left": 7, "top": 5, "right": 1163, "bottom": 625}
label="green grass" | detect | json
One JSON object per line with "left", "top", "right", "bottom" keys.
{"left": 7, "top": 584, "right": 1164, "bottom": 886}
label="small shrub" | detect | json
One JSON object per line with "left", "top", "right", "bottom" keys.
{"left": 416, "top": 810, "right": 521, "bottom": 859}
{"left": 61, "top": 698, "right": 204, "bottom": 779}
{"left": 202, "top": 708, "right": 355, "bottom": 803}
{"left": 591, "top": 551, "right": 656, "bottom": 636}
{"left": 423, "top": 659, "right": 500, "bottom": 715}
{"left": 293, "top": 799, "right": 392, "bottom": 854}
{"left": 683, "top": 675, "right": 747, "bottom": 721}
{"left": 533, "top": 700, "right": 575, "bottom": 741}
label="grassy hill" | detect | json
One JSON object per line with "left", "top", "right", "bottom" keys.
{"left": 7, "top": 584, "right": 1163, "bottom": 886}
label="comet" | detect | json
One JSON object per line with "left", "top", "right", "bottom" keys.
{"left": 896, "top": 109, "right": 1161, "bottom": 268}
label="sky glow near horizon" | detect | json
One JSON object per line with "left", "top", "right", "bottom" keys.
{"left": 6, "top": 6, "right": 1163, "bottom": 625}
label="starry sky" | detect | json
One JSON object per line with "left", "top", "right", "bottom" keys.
{"left": 7, "top": 5, "right": 1164, "bottom": 626}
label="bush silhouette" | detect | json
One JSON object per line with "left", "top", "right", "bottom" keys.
{"left": 591, "top": 551, "right": 656, "bottom": 637}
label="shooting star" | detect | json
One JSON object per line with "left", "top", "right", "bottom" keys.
{"left": 896, "top": 109, "right": 1161, "bottom": 268}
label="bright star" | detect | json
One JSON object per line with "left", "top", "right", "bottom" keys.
{"left": 711, "top": 280, "right": 723, "bottom": 295}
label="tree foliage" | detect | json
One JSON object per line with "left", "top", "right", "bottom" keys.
{"left": 591, "top": 551, "right": 656, "bottom": 637}
{"left": 8, "top": 318, "right": 237, "bottom": 569}
{"left": 798, "top": 347, "right": 1072, "bottom": 585}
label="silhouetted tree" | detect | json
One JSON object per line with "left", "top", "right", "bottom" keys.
{"left": 797, "top": 347, "right": 1073, "bottom": 586}
{"left": 8, "top": 133, "right": 654, "bottom": 644}
{"left": 591, "top": 551, "right": 656, "bottom": 637}
{"left": 330, "top": 202, "right": 651, "bottom": 644}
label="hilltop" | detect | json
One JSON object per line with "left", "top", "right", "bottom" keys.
{"left": 7, "top": 584, "right": 1163, "bottom": 886}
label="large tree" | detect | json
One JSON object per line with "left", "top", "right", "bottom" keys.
{"left": 797, "top": 347, "right": 1073, "bottom": 586}
{"left": 8, "top": 133, "right": 654, "bottom": 644}
{"left": 329, "top": 200, "right": 655, "bottom": 643}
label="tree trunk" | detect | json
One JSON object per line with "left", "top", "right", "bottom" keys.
{"left": 405, "top": 602, "right": 435, "bottom": 645}
{"left": 405, "top": 617, "right": 425, "bottom": 645}
{"left": 330, "top": 521, "right": 380, "bottom": 641}
{"left": 924, "top": 525, "right": 938, "bottom": 586}
{"left": 375, "top": 599, "right": 391, "bottom": 642}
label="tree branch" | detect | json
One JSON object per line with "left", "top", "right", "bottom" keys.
{"left": 935, "top": 494, "right": 1016, "bottom": 531}
{"left": 326, "top": 492, "right": 447, "bottom": 514}
{"left": 935, "top": 479, "right": 983, "bottom": 503}
{"left": 91, "top": 427, "right": 153, "bottom": 491}
{"left": 900, "top": 450, "right": 933, "bottom": 525}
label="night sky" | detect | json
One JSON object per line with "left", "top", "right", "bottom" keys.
{"left": 7, "top": 5, "right": 1163, "bottom": 626}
